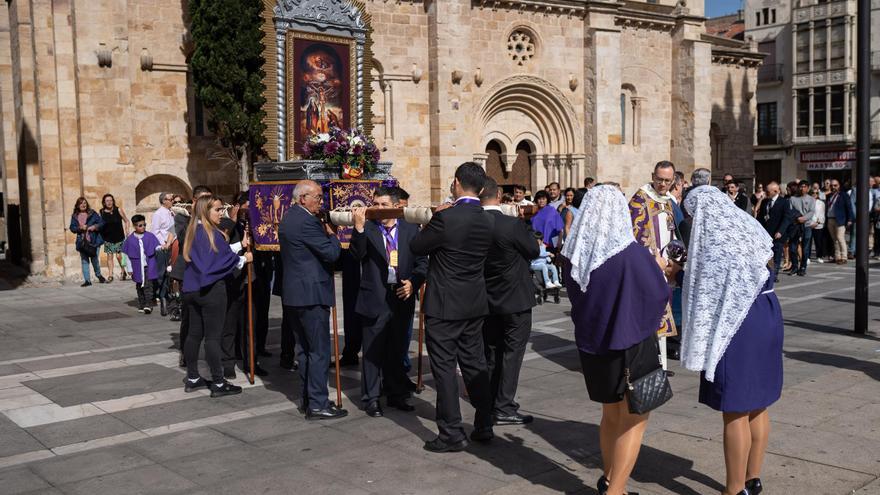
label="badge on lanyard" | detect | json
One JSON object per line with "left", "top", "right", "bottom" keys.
{"left": 389, "top": 249, "right": 399, "bottom": 267}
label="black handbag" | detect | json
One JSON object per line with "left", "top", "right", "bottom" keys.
{"left": 77, "top": 236, "right": 97, "bottom": 257}
{"left": 624, "top": 366, "right": 673, "bottom": 415}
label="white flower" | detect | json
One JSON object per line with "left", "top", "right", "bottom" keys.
{"left": 317, "top": 133, "right": 330, "bottom": 143}
{"left": 349, "top": 135, "right": 363, "bottom": 146}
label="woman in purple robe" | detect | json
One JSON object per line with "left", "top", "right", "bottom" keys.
{"left": 530, "top": 190, "right": 563, "bottom": 249}
{"left": 181, "top": 195, "right": 253, "bottom": 398}
{"left": 561, "top": 185, "right": 670, "bottom": 495}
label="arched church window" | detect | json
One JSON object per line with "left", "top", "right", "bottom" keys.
{"left": 620, "top": 84, "right": 641, "bottom": 146}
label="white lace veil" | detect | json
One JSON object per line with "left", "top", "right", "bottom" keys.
{"left": 681, "top": 185, "right": 773, "bottom": 381}
{"left": 562, "top": 185, "right": 635, "bottom": 292}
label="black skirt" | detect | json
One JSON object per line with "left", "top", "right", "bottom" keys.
{"left": 579, "top": 335, "right": 661, "bottom": 404}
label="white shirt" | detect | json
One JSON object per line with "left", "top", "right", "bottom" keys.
{"left": 151, "top": 207, "right": 175, "bottom": 245}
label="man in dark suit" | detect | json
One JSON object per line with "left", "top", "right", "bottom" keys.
{"left": 826, "top": 178, "right": 855, "bottom": 264}
{"left": 758, "top": 181, "right": 793, "bottom": 281}
{"left": 411, "top": 162, "right": 495, "bottom": 452}
{"left": 279, "top": 179, "right": 347, "bottom": 420}
{"left": 478, "top": 178, "right": 539, "bottom": 426}
{"left": 349, "top": 187, "right": 427, "bottom": 418}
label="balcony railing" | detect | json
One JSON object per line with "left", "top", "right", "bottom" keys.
{"left": 757, "top": 64, "right": 784, "bottom": 84}
{"left": 757, "top": 127, "right": 785, "bottom": 146}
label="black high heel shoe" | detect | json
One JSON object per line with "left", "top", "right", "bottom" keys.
{"left": 598, "top": 476, "right": 639, "bottom": 495}
{"left": 745, "top": 478, "right": 762, "bottom": 495}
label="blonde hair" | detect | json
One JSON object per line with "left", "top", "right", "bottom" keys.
{"left": 183, "top": 195, "right": 226, "bottom": 262}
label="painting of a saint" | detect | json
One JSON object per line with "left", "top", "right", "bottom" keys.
{"left": 290, "top": 33, "right": 353, "bottom": 157}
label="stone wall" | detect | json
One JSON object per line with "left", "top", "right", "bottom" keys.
{"left": 710, "top": 61, "right": 758, "bottom": 187}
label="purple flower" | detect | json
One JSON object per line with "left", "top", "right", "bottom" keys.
{"left": 325, "top": 140, "right": 339, "bottom": 155}
{"left": 302, "top": 142, "right": 312, "bottom": 156}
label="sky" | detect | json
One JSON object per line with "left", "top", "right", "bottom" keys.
{"left": 706, "top": 0, "right": 743, "bottom": 18}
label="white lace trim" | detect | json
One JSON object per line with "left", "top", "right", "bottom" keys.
{"left": 562, "top": 185, "right": 635, "bottom": 292}
{"left": 681, "top": 185, "right": 773, "bottom": 382}
{"left": 639, "top": 183, "right": 674, "bottom": 204}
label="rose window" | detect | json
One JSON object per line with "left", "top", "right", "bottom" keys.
{"left": 507, "top": 30, "right": 536, "bottom": 66}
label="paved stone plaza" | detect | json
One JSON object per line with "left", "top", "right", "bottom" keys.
{"left": 0, "top": 262, "right": 878, "bottom": 494}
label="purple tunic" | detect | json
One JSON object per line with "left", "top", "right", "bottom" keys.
{"left": 122, "top": 232, "right": 160, "bottom": 284}
{"left": 565, "top": 242, "right": 670, "bottom": 355}
{"left": 182, "top": 226, "right": 239, "bottom": 293}
{"left": 531, "top": 205, "right": 563, "bottom": 247}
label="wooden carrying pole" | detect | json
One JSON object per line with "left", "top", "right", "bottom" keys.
{"left": 244, "top": 218, "right": 256, "bottom": 385}
{"left": 331, "top": 305, "right": 343, "bottom": 406}
{"left": 416, "top": 284, "right": 426, "bottom": 393}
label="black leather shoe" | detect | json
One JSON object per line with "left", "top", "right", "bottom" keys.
{"left": 597, "top": 475, "right": 610, "bottom": 495}
{"left": 160, "top": 299, "right": 168, "bottom": 317}
{"left": 223, "top": 367, "right": 236, "bottom": 379}
{"left": 666, "top": 370, "right": 676, "bottom": 377}
{"left": 745, "top": 478, "right": 763, "bottom": 495}
{"left": 241, "top": 364, "right": 269, "bottom": 377}
{"left": 81, "top": 281, "right": 92, "bottom": 287}
{"left": 786, "top": 268, "right": 798, "bottom": 276}
{"left": 423, "top": 437, "right": 468, "bottom": 453}
{"left": 365, "top": 401, "right": 383, "bottom": 417}
{"left": 331, "top": 355, "right": 359, "bottom": 368}
{"left": 280, "top": 358, "right": 298, "bottom": 371}
{"left": 797, "top": 269, "right": 806, "bottom": 276}
{"left": 493, "top": 413, "right": 534, "bottom": 426}
{"left": 387, "top": 397, "right": 415, "bottom": 411}
{"left": 469, "top": 427, "right": 494, "bottom": 443}
{"left": 97, "top": 275, "right": 107, "bottom": 284}
{"left": 183, "top": 376, "right": 209, "bottom": 393}
{"left": 210, "top": 381, "right": 242, "bottom": 398}
{"left": 306, "top": 404, "right": 348, "bottom": 420}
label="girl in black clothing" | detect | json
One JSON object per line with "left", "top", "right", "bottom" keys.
{"left": 100, "top": 194, "right": 129, "bottom": 282}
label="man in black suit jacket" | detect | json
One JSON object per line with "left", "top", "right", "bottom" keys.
{"left": 349, "top": 187, "right": 427, "bottom": 418}
{"left": 411, "top": 162, "right": 495, "bottom": 452}
{"left": 479, "top": 178, "right": 539, "bottom": 426}
{"left": 757, "top": 181, "right": 793, "bottom": 280}
{"left": 279, "top": 180, "right": 347, "bottom": 420}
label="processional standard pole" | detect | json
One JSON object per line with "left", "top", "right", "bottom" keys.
{"left": 855, "top": 0, "right": 870, "bottom": 334}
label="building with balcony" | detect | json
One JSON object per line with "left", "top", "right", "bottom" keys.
{"left": 746, "top": 0, "right": 877, "bottom": 187}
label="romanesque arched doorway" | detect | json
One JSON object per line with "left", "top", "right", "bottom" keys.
{"left": 476, "top": 75, "right": 583, "bottom": 190}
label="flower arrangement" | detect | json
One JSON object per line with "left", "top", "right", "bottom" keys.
{"left": 301, "top": 126, "right": 381, "bottom": 179}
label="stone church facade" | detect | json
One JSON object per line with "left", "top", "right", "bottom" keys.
{"left": 0, "top": 0, "right": 760, "bottom": 278}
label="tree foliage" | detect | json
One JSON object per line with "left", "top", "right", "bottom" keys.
{"left": 189, "top": 0, "right": 267, "bottom": 183}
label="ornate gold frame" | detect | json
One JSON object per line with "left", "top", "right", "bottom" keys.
{"left": 286, "top": 30, "right": 357, "bottom": 160}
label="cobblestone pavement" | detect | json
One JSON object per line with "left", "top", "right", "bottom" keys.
{"left": 0, "top": 262, "right": 878, "bottom": 494}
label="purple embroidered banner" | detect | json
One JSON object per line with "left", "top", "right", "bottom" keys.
{"left": 249, "top": 179, "right": 396, "bottom": 250}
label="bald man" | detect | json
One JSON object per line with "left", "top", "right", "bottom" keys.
{"left": 279, "top": 180, "right": 347, "bottom": 419}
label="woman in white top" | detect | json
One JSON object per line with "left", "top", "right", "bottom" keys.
{"left": 810, "top": 191, "right": 827, "bottom": 263}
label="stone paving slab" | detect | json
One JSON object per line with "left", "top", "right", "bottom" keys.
{"left": 25, "top": 415, "right": 136, "bottom": 449}
{"left": 22, "top": 364, "right": 184, "bottom": 407}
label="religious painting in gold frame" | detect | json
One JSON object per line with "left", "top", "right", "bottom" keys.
{"left": 287, "top": 31, "right": 357, "bottom": 159}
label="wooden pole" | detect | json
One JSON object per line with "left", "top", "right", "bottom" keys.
{"left": 331, "top": 305, "right": 343, "bottom": 406}
{"left": 416, "top": 284, "right": 426, "bottom": 393}
{"left": 243, "top": 217, "right": 256, "bottom": 385}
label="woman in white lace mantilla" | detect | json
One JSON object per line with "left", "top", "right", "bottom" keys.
{"left": 672, "top": 185, "right": 784, "bottom": 495}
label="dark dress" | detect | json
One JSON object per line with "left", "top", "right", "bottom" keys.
{"left": 101, "top": 207, "right": 126, "bottom": 243}
{"left": 698, "top": 273, "right": 784, "bottom": 413}
{"left": 565, "top": 243, "right": 669, "bottom": 403}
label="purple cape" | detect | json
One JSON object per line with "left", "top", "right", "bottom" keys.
{"left": 122, "top": 232, "right": 160, "bottom": 284}
{"left": 531, "top": 205, "right": 563, "bottom": 246}
{"left": 182, "top": 227, "right": 239, "bottom": 292}
{"left": 565, "top": 242, "right": 670, "bottom": 355}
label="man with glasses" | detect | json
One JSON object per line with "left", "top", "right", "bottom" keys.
{"left": 826, "top": 179, "right": 855, "bottom": 264}
{"left": 629, "top": 161, "right": 679, "bottom": 373}
{"left": 279, "top": 180, "right": 346, "bottom": 420}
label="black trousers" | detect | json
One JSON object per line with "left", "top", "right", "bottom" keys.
{"left": 482, "top": 310, "right": 531, "bottom": 417}
{"left": 252, "top": 252, "right": 274, "bottom": 353}
{"left": 135, "top": 280, "right": 156, "bottom": 310}
{"left": 341, "top": 250, "right": 363, "bottom": 359}
{"left": 221, "top": 278, "right": 245, "bottom": 371}
{"left": 183, "top": 280, "right": 228, "bottom": 383}
{"left": 359, "top": 288, "right": 415, "bottom": 403}
{"left": 425, "top": 316, "right": 493, "bottom": 443}
{"left": 285, "top": 304, "right": 331, "bottom": 411}
{"left": 771, "top": 239, "right": 785, "bottom": 276}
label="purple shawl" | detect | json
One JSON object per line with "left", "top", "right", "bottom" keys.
{"left": 565, "top": 242, "right": 669, "bottom": 355}
{"left": 182, "top": 226, "right": 239, "bottom": 292}
{"left": 531, "top": 205, "right": 563, "bottom": 247}
{"left": 122, "top": 232, "right": 160, "bottom": 284}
